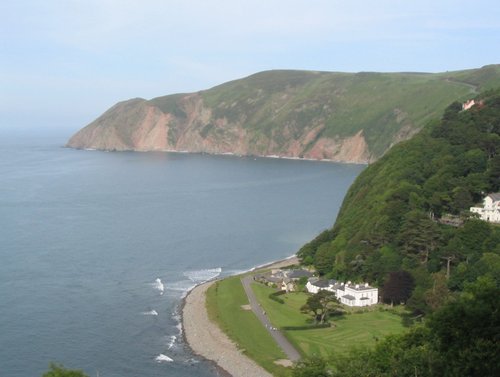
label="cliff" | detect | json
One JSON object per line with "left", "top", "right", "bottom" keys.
{"left": 67, "top": 65, "right": 500, "bottom": 163}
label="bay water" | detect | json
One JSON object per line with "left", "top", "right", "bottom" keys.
{"left": 0, "top": 130, "right": 364, "bottom": 377}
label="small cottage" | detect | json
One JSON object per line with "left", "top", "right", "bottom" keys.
{"left": 470, "top": 193, "right": 500, "bottom": 223}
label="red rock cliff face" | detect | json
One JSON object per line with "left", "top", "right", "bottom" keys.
{"left": 66, "top": 94, "right": 373, "bottom": 163}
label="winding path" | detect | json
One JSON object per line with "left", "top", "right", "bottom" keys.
{"left": 241, "top": 275, "right": 301, "bottom": 362}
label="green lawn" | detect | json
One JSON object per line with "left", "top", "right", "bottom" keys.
{"left": 288, "top": 310, "right": 407, "bottom": 358}
{"left": 205, "top": 276, "right": 291, "bottom": 377}
{"left": 251, "top": 282, "right": 408, "bottom": 358}
{"left": 252, "top": 282, "right": 311, "bottom": 327}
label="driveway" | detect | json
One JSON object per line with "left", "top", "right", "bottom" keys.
{"left": 240, "top": 275, "right": 301, "bottom": 362}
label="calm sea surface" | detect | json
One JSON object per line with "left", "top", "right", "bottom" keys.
{"left": 0, "top": 130, "right": 364, "bottom": 377}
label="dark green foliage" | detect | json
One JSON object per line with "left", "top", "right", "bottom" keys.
{"left": 303, "top": 89, "right": 500, "bottom": 313}
{"left": 297, "top": 229, "right": 335, "bottom": 266}
{"left": 382, "top": 271, "right": 415, "bottom": 305}
{"left": 300, "top": 290, "right": 341, "bottom": 324}
{"left": 42, "top": 363, "right": 88, "bottom": 377}
{"left": 427, "top": 277, "right": 500, "bottom": 376}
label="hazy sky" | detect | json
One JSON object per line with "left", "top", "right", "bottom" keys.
{"left": 1, "top": 0, "right": 499, "bottom": 133}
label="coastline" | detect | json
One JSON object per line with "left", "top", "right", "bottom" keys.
{"left": 181, "top": 255, "right": 299, "bottom": 377}
{"left": 66, "top": 146, "right": 370, "bottom": 165}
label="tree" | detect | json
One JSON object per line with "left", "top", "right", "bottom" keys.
{"left": 399, "top": 210, "right": 442, "bottom": 264}
{"left": 487, "top": 154, "right": 500, "bottom": 190}
{"left": 42, "top": 363, "right": 88, "bottom": 377}
{"left": 424, "top": 272, "right": 450, "bottom": 311}
{"left": 427, "top": 277, "right": 500, "bottom": 376}
{"left": 349, "top": 254, "right": 365, "bottom": 274}
{"left": 301, "top": 290, "right": 341, "bottom": 324}
{"left": 382, "top": 271, "right": 415, "bottom": 306}
{"left": 450, "top": 186, "right": 473, "bottom": 213}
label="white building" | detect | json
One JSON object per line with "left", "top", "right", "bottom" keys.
{"left": 470, "top": 193, "right": 500, "bottom": 223}
{"left": 462, "top": 99, "right": 476, "bottom": 111}
{"left": 306, "top": 278, "right": 379, "bottom": 307}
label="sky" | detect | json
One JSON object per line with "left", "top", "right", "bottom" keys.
{"left": 1, "top": 0, "right": 499, "bottom": 134}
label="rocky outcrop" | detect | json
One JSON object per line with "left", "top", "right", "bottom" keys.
{"left": 67, "top": 95, "right": 373, "bottom": 163}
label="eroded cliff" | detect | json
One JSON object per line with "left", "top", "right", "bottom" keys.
{"left": 66, "top": 66, "right": 500, "bottom": 163}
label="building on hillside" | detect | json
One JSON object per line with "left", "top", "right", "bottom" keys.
{"left": 255, "top": 268, "right": 313, "bottom": 292}
{"left": 305, "top": 278, "right": 335, "bottom": 294}
{"left": 470, "top": 193, "right": 500, "bottom": 223}
{"left": 286, "top": 269, "right": 314, "bottom": 280}
{"left": 306, "top": 278, "right": 379, "bottom": 307}
{"left": 280, "top": 278, "right": 295, "bottom": 293}
{"left": 462, "top": 99, "right": 476, "bottom": 111}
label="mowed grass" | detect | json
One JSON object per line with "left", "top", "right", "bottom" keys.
{"left": 288, "top": 310, "right": 407, "bottom": 358}
{"left": 205, "top": 276, "right": 291, "bottom": 377}
{"left": 252, "top": 282, "right": 311, "bottom": 327}
{"left": 251, "top": 282, "right": 407, "bottom": 358}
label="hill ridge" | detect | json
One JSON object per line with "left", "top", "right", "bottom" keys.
{"left": 67, "top": 65, "right": 500, "bottom": 163}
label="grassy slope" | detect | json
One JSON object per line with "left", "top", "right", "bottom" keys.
{"left": 194, "top": 66, "right": 500, "bottom": 157}
{"left": 251, "top": 283, "right": 407, "bottom": 359}
{"left": 205, "top": 276, "right": 290, "bottom": 377}
{"left": 76, "top": 66, "right": 500, "bottom": 159}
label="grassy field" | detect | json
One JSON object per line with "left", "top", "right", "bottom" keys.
{"left": 251, "top": 282, "right": 408, "bottom": 358}
{"left": 205, "top": 276, "right": 291, "bottom": 377}
{"left": 252, "top": 282, "right": 311, "bottom": 327}
{"left": 288, "top": 310, "right": 407, "bottom": 358}
{"left": 205, "top": 275, "right": 408, "bottom": 375}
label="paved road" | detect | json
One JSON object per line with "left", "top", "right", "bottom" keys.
{"left": 241, "top": 275, "right": 301, "bottom": 362}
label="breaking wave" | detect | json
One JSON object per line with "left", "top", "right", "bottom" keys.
{"left": 165, "top": 267, "right": 222, "bottom": 297}
{"left": 167, "top": 335, "right": 177, "bottom": 350}
{"left": 153, "top": 278, "right": 164, "bottom": 295}
{"left": 183, "top": 267, "right": 222, "bottom": 284}
{"left": 142, "top": 310, "right": 158, "bottom": 316}
{"left": 155, "top": 354, "right": 173, "bottom": 363}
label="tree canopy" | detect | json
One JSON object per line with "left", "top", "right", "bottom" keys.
{"left": 298, "top": 89, "right": 500, "bottom": 314}
{"left": 42, "top": 363, "right": 88, "bottom": 377}
{"left": 300, "top": 290, "right": 341, "bottom": 324}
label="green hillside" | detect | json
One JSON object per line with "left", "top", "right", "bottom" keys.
{"left": 68, "top": 65, "right": 500, "bottom": 161}
{"left": 197, "top": 69, "right": 482, "bottom": 157}
{"left": 298, "top": 88, "right": 500, "bottom": 312}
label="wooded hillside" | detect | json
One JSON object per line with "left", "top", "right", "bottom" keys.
{"left": 298, "top": 88, "right": 500, "bottom": 314}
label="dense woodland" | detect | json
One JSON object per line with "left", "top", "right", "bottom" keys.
{"left": 295, "top": 89, "right": 500, "bottom": 376}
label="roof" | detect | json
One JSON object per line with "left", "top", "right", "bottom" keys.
{"left": 487, "top": 193, "right": 500, "bottom": 202}
{"left": 287, "top": 269, "right": 313, "bottom": 279}
{"left": 310, "top": 279, "right": 330, "bottom": 288}
{"left": 346, "top": 283, "right": 376, "bottom": 291}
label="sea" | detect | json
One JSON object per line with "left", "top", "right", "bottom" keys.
{"left": 0, "top": 129, "right": 364, "bottom": 377}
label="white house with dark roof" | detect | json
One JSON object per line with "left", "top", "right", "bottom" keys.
{"left": 306, "top": 278, "right": 379, "bottom": 307}
{"left": 470, "top": 193, "right": 500, "bottom": 223}
{"left": 306, "top": 278, "right": 335, "bottom": 294}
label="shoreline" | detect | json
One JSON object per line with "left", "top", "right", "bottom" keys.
{"left": 66, "top": 146, "right": 369, "bottom": 166}
{"left": 181, "top": 255, "right": 299, "bottom": 377}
